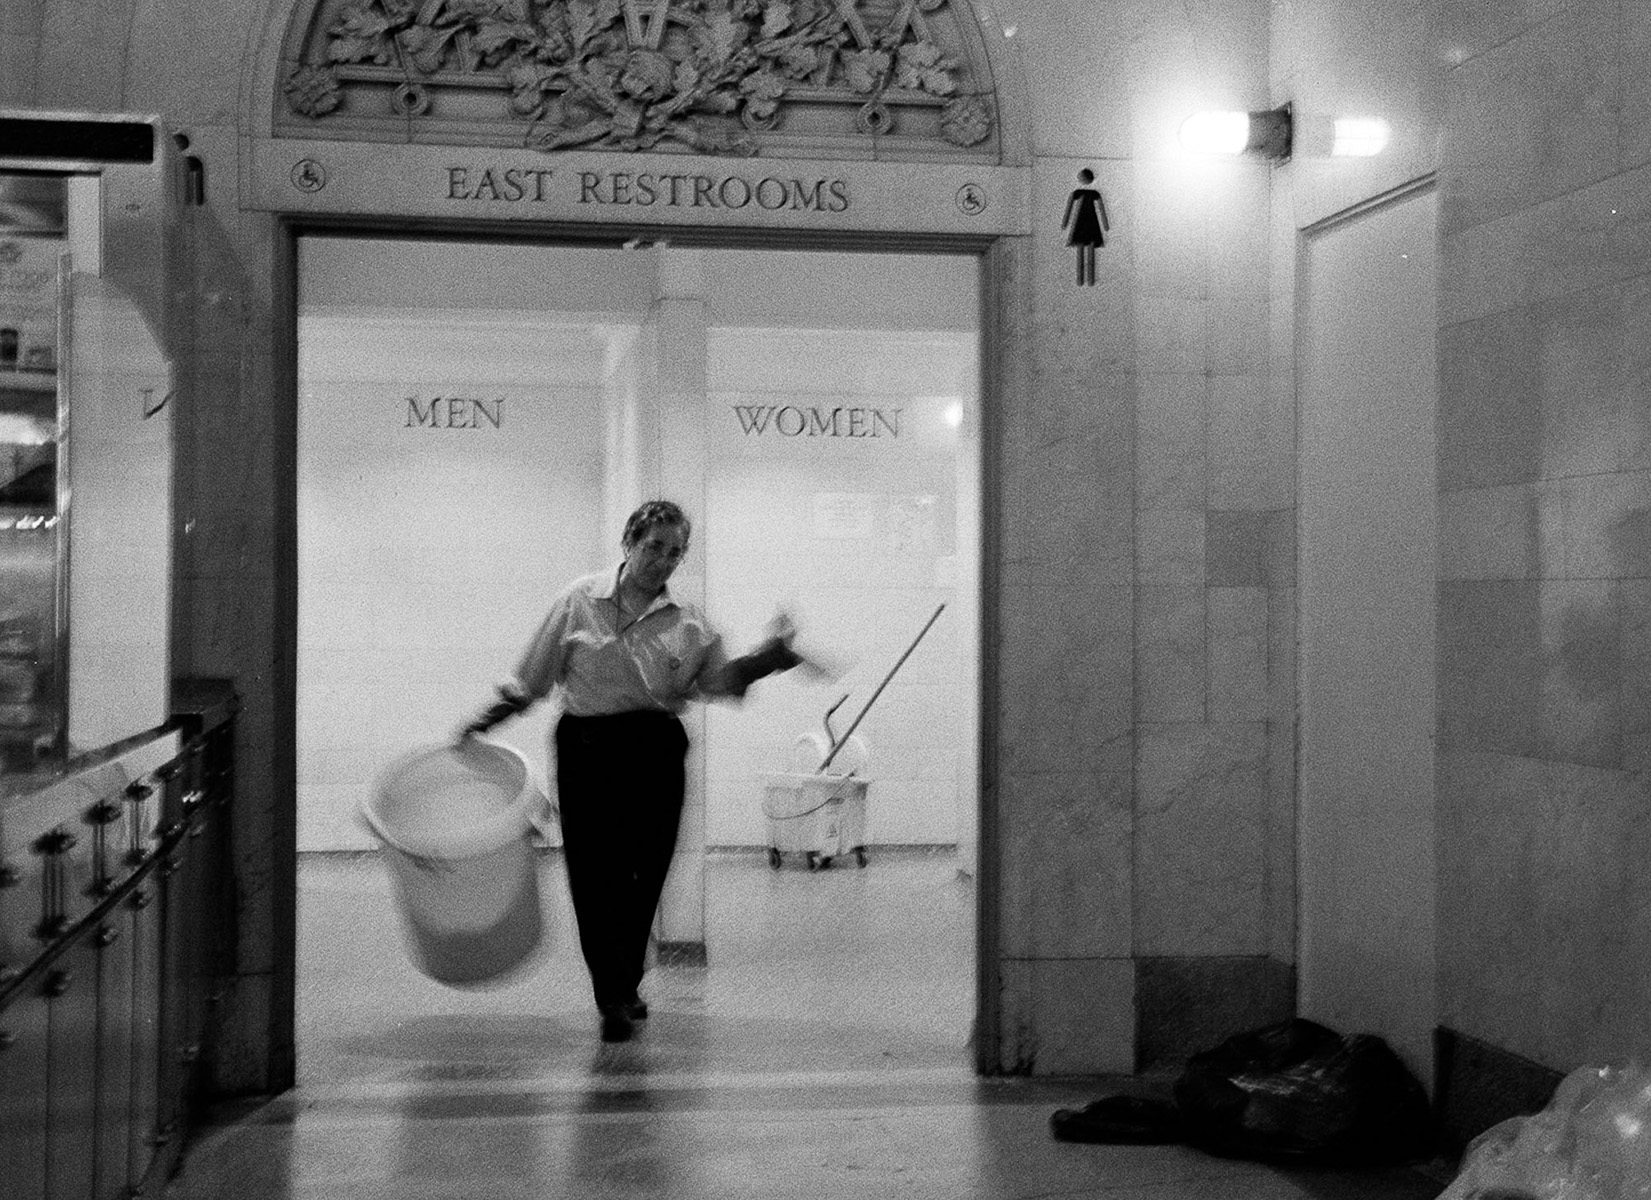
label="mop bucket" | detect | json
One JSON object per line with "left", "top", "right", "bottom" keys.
{"left": 361, "top": 739, "right": 546, "bottom": 988}
{"left": 762, "top": 733, "right": 872, "bottom": 870}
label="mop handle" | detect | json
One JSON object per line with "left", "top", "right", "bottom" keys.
{"left": 817, "top": 602, "right": 946, "bottom": 774}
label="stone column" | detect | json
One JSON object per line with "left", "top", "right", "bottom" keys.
{"left": 648, "top": 245, "right": 709, "bottom": 962}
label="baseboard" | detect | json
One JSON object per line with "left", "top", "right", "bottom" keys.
{"left": 1433, "top": 1026, "right": 1563, "bottom": 1153}
{"left": 655, "top": 940, "right": 708, "bottom": 967}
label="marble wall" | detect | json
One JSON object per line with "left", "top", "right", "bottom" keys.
{"left": 1269, "top": 0, "right": 1651, "bottom": 1088}
{"left": 987, "top": 0, "right": 1289, "bottom": 1074}
{"left": 1434, "top": 0, "right": 1651, "bottom": 1071}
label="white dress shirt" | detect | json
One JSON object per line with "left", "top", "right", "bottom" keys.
{"left": 511, "top": 567, "right": 730, "bottom": 716}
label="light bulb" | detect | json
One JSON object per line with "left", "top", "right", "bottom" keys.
{"left": 1331, "top": 117, "right": 1390, "bottom": 157}
{"left": 1179, "top": 111, "right": 1250, "bottom": 156}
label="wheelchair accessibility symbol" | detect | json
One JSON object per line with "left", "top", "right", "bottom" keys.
{"left": 955, "top": 183, "right": 987, "bottom": 216}
{"left": 291, "top": 159, "right": 328, "bottom": 193}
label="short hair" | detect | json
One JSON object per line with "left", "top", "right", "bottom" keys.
{"left": 621, "top": 499, "right": 690, "bottom": 549}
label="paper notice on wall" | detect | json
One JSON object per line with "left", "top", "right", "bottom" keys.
{"left": 812, "top": 491, "right": 876, "bottom": 539}
{"left": 888, "top": 494, "right": 938, "bottom": 551}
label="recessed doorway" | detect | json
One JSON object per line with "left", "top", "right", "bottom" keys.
{"left": 291, "top": 231, "right": 982, "bottom": 1080}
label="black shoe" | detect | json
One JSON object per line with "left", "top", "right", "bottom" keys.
{"left": 599, "top": 1007, "right": 633, "bottom": 1043}
{"left": 622, "top": 996, "right": 649, "bottom": 1020}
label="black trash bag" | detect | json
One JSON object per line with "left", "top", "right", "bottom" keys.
{"left": 1173, "top": 1019, "right": 1433, "bottom": 1166}
{"left": 1051, "top": 1094, "right": 1183, "bottom": 1144}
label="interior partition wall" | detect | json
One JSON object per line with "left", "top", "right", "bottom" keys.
{"left": 295, "top": 236, "right": 642, "bottom": 851}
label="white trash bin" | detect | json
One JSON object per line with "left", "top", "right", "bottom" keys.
{"left": 360, "top": 738, "right": 547, "bottom": 988}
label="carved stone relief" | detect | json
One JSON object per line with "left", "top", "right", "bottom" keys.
{"left": 278, "top": 0, "right": 999, "bottom": 159}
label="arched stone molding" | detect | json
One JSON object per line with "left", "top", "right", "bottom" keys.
{"left": 254, "top": 0, "right": 1025, "bottom": 164}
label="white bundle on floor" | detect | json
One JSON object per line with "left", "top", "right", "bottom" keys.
{"left": 1440, "top": 1063, "right": 1651, "bottom": 1200}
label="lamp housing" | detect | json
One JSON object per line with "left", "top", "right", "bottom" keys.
{"left": 1179, "top": 104, "right": 1294, "bottom": 161}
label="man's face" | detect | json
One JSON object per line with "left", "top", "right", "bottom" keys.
{"left": 623, "top": 522, "right": 688, "bottom": 594}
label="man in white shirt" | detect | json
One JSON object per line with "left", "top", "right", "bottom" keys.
{"left": 463, "top": 500, "right": 798, "bottom": 1041}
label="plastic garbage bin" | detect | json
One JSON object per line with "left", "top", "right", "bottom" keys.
{"left": 360, "top": 738, "right": 547, "bottom": 987}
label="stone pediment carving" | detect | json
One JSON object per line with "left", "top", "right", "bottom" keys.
{"left": 277, "top": 0, "right": 1000, "bottom": 160}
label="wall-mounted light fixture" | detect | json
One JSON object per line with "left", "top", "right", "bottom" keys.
{"left": 1324, "top": 117, "right": 1390, "bottom": 158}
{"left": 1180, "top": 104, "right": 1391, "bottom": 162}
{"left": 1180, "top": 104, "right": 1293, "bottom": 161}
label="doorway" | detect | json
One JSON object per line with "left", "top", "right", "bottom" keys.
{"left": 291, "top": 231, "right": 982, "bottom": 1078}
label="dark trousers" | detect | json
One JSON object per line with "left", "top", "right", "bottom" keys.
{"left": 554, "top": 710, "right": 687, "bottom": 1010}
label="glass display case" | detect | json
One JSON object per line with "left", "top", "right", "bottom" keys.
{"left": 0, "top": 114, "right": 179, "bottom": 773}
{"left": 0, "top": 174, "right": 67, "bottom": 767}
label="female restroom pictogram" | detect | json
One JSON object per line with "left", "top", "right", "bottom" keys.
{"left": 1061, "top": 169, "right": 1109, "bottom": 286}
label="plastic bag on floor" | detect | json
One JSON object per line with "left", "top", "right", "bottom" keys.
{"left": 1050, "top": 1095, "right": 1183, "bottom": 1144}
{"left": 1172, "top": 1018, "right": 1433, "bottom": 1165}
{"left": 1438, "top": 1063, "right": 1651, "bottom": 1200}
{"left": 1049, "top": 1019, "right": 1431, "bottom": 1164}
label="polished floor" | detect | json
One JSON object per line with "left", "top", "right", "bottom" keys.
{"left": 163, "top": 849, "right": 1446, "bottom": 1200}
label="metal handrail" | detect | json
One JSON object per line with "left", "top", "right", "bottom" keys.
{"left": 0, "top": 689, "right": 236, "bottom": 1011}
